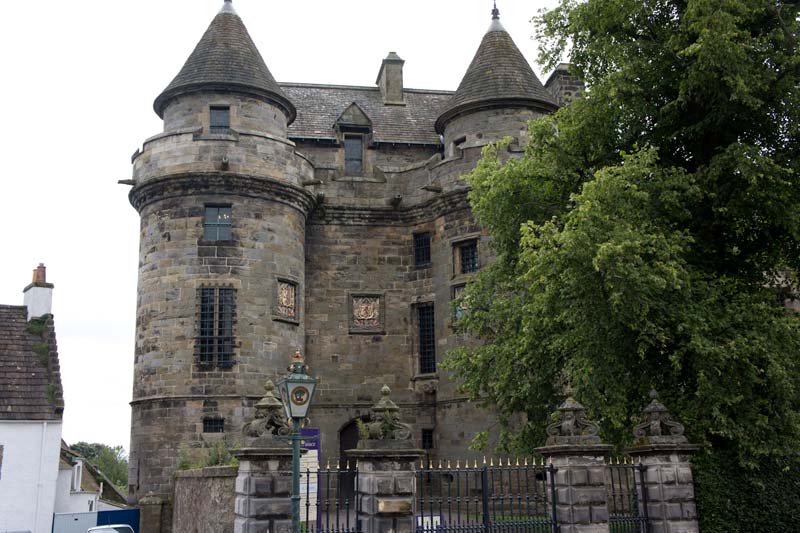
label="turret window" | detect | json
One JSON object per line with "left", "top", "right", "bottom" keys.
{"left": 203, "top": 205, "right": 232, "bottom": 241}
{"left": 414, "top": 232, "right": 432, "bottom": 266}
{"left": 196, "top": 287, "right": 236, "bottom": 368}
{"left": 417, "top": 304, "right": 436, "bottom": 374}
{"left": 203, "top": 417, "right": 225, "bottom": 433}
{"left": 344, "top": 135, "right": 364, "bottom": 175}
{"left": 454, "top": 239, "right": 479, "bottom": 275}
{"left": 210, "top": 106, "right": 230, "bottom": 134}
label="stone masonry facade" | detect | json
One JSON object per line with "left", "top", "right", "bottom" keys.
{"left": 125, "top": 0, "right": 583, "bottom": 515}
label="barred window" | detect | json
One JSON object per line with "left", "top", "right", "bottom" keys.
{"left": 203, "top": 417, "right": 225, "bottom": 433}
{"left": 345, "top": 135, "right": 363, "bottom": 175}
{"left": 418, "top": 304, "right": 436, "bottom": 374}
{"left": 210, "top": 106, "right": 230, "bottom": 134}
{"left": 414, "top": 232, "right": 431, "bottom": 266}
{"left": 204, "top": 205, "right": 232, "bottom": 241}
{"left": 455, "top": 240, "right": 478, "bottom": 275}
{"left": 421, "top": 429, "right": 435, "bottom": 450}
{"left": 196, "top": 287, "right": 236, "bottom": 368}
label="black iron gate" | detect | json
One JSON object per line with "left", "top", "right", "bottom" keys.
{"left": 607, "top": 459, "right": 649, "bottom": 532}
{"left": 416, "top": 459, "right": 558, "bottom": 532}
{"left": 304, "top": 464, "right": 361, "bottom": 532}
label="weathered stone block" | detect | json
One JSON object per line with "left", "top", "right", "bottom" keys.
{"left": 590, "top": 504, "right": 608, "bottom": 523}
{"left": 251, "top": 476, "right": 273, "bottom": 496}
{"left": 662, "top": 486, "right": 692, "bottom": 502}
{"left": 233, "top": 517, "right": 271, "bottom": 533}
{"left": 377, "top": 497, "right": 413, "bottom": 514}
{"left": 588, "top": 467, "right": 606, "bottom": 486}
{"left": 376, "top": 476, "right": 394, "bottom": 495}
{"left": 394, "top": 475, "right": 414, "bottom": 495}
{"left": 273, "top": 519, "right": 293, "bottom": 533}
{"left": 572, "top": 505, "right": 591, "bottom": 524}
{"left": 677, "top": 467, "right": 693, "bottom": 484}
{"left": 250, "top": 496, "right": 291, "bottom": 518}
{"left": 273, "top": 476, "right": 291, "bottom": 496}
{"left": 570, "top": 468, "right": 588, "bottom": 486}
{"left": 665, "top": 502, "right": 684, "bottom": 520}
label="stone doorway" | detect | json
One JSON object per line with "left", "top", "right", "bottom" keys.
{"left": 338, "top": 419, "right": 361, "bottom": 502}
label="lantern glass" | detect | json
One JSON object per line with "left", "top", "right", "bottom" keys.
{"left": 277, "top": 372, "right": 316, "bottom": 419}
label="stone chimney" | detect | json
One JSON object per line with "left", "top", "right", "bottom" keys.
{"left": 23, "top": 263, "right": 54, "bottom": 320}
{"left": 544, "top": 63, "right": 585, "bottom": 107}
{"left": 376, "top": 52, "right": 405, "bottom": 105}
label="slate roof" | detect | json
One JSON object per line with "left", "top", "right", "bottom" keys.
{"left": 0, "top": 305, "right": 64, "bottom": 421}
{"left": 281, "top": 84, "right": 452, "bottom": 145}
{"left": 435, "top": 16, "right": 558, "bottom": 132}
{"left": 154, "top": 1, "right": 295, "bottom": 122}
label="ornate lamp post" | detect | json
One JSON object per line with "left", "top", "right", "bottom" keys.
{"left": 276, "top": 351, "right": 317, "bottom": 532}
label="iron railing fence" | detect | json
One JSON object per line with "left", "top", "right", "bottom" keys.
{"left": 607, "top": 459, "right": 649, "bottom": 533}
{"left": 416, "top": 459, "right": 557, "bottom": 533}
{"left": 303, "top": 465, "right": 360, "bottom": 533}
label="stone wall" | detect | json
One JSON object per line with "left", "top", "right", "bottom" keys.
{"left": 172, "top": 466, "right": 237, "bottom": 533}
{"left": 129, "top": 182, "right": 313, "bottom": 498}
{"left": 441, "top": 107, "right": 547, "bottom": 154}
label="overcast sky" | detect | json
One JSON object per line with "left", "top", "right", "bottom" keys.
{"left": 0, "top": 0, "right": 560, "bottom": 452}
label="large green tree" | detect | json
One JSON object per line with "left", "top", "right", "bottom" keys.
{"left": 446, "top": 1, "right": 800, "bottom": 530}
{"left": 72, "top": 442, "right": 128, "bottom": 491}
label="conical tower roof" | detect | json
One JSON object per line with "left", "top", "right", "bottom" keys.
{"left": 153, "top": 1, "right": 295, "bottom": 123}
{"left": 435, "top": 6, "right": 557, "bottom": 133}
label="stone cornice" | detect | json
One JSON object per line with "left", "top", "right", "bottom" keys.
{"left": 310, "top": 188, "right": 472, "bottom": 226}
{"left": 128, "top": 172, "right": 317, "bottom": 215}
{"left": 130, "top": 394, "right": 471, "bottom": 408}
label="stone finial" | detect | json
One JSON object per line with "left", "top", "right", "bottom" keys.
{"left": 633, "top": 390, "right": 687, "bottom": 445}
{"left": 492, "top": 1, "right": 500, "bottom": 20}
{"left": 372, "top": 384, "right": 399, "bottom": 413}
{"left": 359, "top": 385, "right": 412, "bottom": 442}
{"left": 242, "top": 380, "right": 290, "bottom": 442}
{"left": 544, "top": 396, "right": 601, "bottom": 446}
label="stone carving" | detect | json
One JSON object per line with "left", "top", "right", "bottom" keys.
{"left": 545, "top": 396, "right": 602, "bottom": 446}
{"left": 633, "top": 390, "right": 687, "bottom": 445}
{"left": 277, "top": 281, "right": 297, "bottom": 319}
{"left": 242, "top": 380, "right": 291, "bottom": 443}
{"left": 352, "top": 296, "right": 381, "bottom": 329}
{"left": 359, "top": 385, "right": 412, "bottom": 441}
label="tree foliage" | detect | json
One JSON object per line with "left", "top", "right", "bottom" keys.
{"left": 446, "top": 1, "right": 800, "bottom": 529}
{"left": 72, "top": 441, "right": 129, "bottom": 490}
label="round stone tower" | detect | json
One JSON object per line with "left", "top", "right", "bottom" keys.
{"left": 126, "top": 0, "right": 314, "bottom": 504}
{"left": 435, "top": 5, "right": 558, "bottom": 155}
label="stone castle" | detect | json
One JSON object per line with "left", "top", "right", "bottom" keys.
{"left": 125, "top": 0, "right": 583, "bottom": 505}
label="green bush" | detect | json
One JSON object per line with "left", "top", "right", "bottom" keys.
{"left": 695, "top": 451, "right": 800, "bottom": 532}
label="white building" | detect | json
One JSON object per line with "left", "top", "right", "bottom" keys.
{"left": 0, "top": 265, "right": 65, "bottom": 533}
{"left": 55, "top": 443, "right": 127, "bottom": 513}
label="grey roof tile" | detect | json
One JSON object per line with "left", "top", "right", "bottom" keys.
{"left": 0, "top": 305, "right": 64, "bottom": 421}
{"left": 281, "top": 84, "right": 452, "bottom": 145}
{"left": 435, "top": 19, "right": 557, "bottom": 132}
{"left": 154, "top": 4, "right": 295, "bottom": 122}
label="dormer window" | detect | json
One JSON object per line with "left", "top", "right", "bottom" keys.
{"left": 210, "top": 106, "right": 230, "bottom": 134}
{"left": 345, "top": 135, "right": 364, "bottom": 175}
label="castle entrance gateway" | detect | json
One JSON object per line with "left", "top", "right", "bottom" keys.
{"left": 338, "top": 419, "right": 362, "bottom": 503}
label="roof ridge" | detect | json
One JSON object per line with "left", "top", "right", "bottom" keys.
{"left": 278, "top": 82, "right": 454, "bottom": 95}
